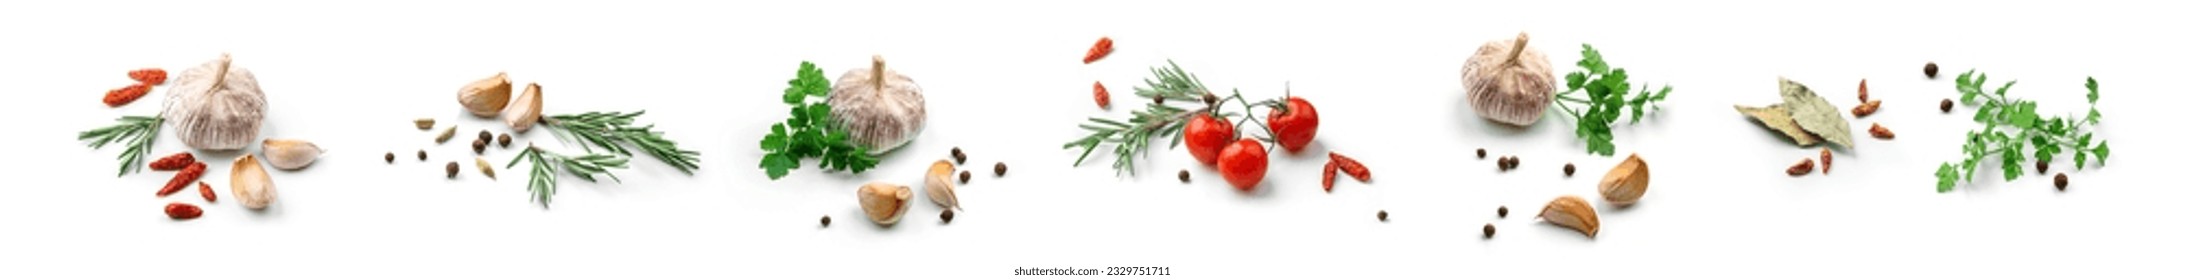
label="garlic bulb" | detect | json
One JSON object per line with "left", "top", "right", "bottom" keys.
{"left": 261, "top": 139, "right": 323, "bottom": 170}
{"left": 458, "top": 72, "right": 513, "bottom": 117}
{"left": 857, "top": 182, "right": 912, "bottom": 225}
{"left": 828, "top": 55, "right": 926, "bottom": 154}
{"left": 503, "top": 83, "right": 543, "bottom": 133}
{"left": 232, "top": 154, "right": 278, "bottom": 210}
{"left": 1461, "top": 33, "right": 1556, "bottom": 126}
{"left": 162, "top": 54, "right": 266, "bottom": 151}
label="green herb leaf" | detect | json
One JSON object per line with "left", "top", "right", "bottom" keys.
{"left": 2085, "top": 77, "right": 2099, "bottom": 103}
{"left": 2093, "top": 140, "right": 2109, "bottom": 165}
{"left": 509, "top": 145, "right": 628, "bottom": 209}
{"left": 1936, "top": 71, "right": 2111, "bottom": 192}
{"left": 1936, "top": 163, "right": 1959, "bottom": 193}
{"left": 760, "top": 62, "right": 881, "bottom": 180}
{"left": 78, "top": 116, "right": 163, "bottom": 177}
{"left": 1555, "top": 44, "right": 1669, "bottom": 156}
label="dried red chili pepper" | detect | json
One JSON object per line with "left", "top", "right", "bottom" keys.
{"left": 1322, "top": 161, "right": 1338, "bottom": 192}
{"left": 148, "top": 152, "right": 196, "bottom": 171}
{"left": 129, "top": 68, "right": 168, "bottom": 85}
{"left": 1329, "top": 152, "right": 1372, "bottom": 182}
{"left": 1093, "top": 82, "right": 1111, "bottom": 109}
{"left": 199, "top": 181, "right": 216, "bottom": 203}
{"left": 157, "top": 162, "right": 207, "bottom": 197}
{"left": 165, "top": 202, "right": 202, "bottom": 220}
{"left": 102, "top": 83, "right": 153, "bottom": 107}
{"left": 1082, "top": 37, "right": 1114, "bottom": 64}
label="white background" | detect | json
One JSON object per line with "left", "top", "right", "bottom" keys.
{"left": 3, "top": 0, "right": 2181, "bottom": 279}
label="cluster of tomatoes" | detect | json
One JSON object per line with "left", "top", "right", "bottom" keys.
{"left": 1183, "top": 96, "right": 1320, "bottom": 191}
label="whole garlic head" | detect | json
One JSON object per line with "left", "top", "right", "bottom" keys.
{"left": 163, "top": 54, "right": 266, "bottom": 151}
{"left": 458, "top": 72, "right": 513, "bottom": 117}
{"left": 1461, "top": 33, "right": 1556, "bottom": 126}
{"left": 828, "top": 55, "right": 926, "bottom": 155}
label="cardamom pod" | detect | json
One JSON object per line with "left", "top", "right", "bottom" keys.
{"left": 924, "top": 160, "right": 961, "bottom": 211}
{"left": 475, "top": 157, "right": 496, "bottom": 180}
{"left": 1537, "top": 195, "right": 1599, "bottom": 238}
{"left": 414, "top": 118, "right": 435, "bottom": 130}
{"left": 261, "top": 139, "right": 324, "bottom": 170}
{"left": 232, "top": 154, "right": 277, "bottom": 210}
{"left": 1597, "top": 154, "right": 1649, "bottom": 207}
{"left": 857, "top": 182, "right": 911, "bottom": 225}
{"left": 435, "top": 125, "right": 459, "bottom": 143}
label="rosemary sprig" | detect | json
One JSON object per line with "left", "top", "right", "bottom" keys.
{"left": 541, "top": 111, "right": 701, "bottom": 174}
{"left": 507, "top": 144, "right": 629, "bottom": 208}
{"left": 78, "top": 115, "right": 163, "bottom": 177}
{"left": 1066, "top": 60, "right": 1282, "bottom": 176}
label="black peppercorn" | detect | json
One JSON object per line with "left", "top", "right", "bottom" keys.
{"left": 1941, "top": 99, "right": 1954, "bottom": 113}
{"left": 2055, "top": 173, "right": 2069, "bottom": 191}
{"left": 1178, "top": 170, "right": 1191, "bottom": 183}
{"left": 445, "top": 162, "right": 459, "bottom": 178}
{"left": 821, "top": 215, "right": 831, "bottom": 227}
{"left": 418, "top": 150, "right": 428, "bottom": 161}
{"left": 1564, "top": 163, "right": 1576, "bottom": 177}
{"left": 477, "top": 130, "right": 492, "bottom": 143}
{"left": 994, "top": 162, "right": 1008, "bottom": 177}
{"left": 1202, "top": 94, "right": 1217, "bottom": 105}
{"left": 385, "top": 152, "right": 395, "bottom": 163}
{"left": 2036, "top": 161, "right": 2050, "bottom": 174}
{"left": 951, "top": 147, "right": 966, "bottom": 164}
{"left": 1497, "top": 206, "right": 1508, "bottom": 218}
{"left": 1924, "top": 62, "right": 1939, "bottom": 78}
{"left": 1508, "top": 156, "right": 1520, "bottom": 169}
{"left": 1377, "top": 210, "right": 1388, "bottom": 222}
{"left": 498, "top": 133, "right": 512, "bottom": 148}
{"left": 940, "top": 209, "right": 955, "bottom": 223}
{"left": 1497, "top": 157, "right": 1511, "bottom": 171}
{"left": 1483, "top": 224, "right": 1497, "bottom": 238}
{"left": 1153, "top": 95, "right": 1166, "bottom": 105}
{"left": 472, "top": 139, "right": 487, "bottom": 154}
{"left": 959, "top": 171, "right": 970, "bottom": 184}
{"left": 1476, "top": 148, "right": 1486, "bottom": 159}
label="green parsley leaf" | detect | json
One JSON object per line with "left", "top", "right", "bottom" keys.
{"left": 2085, "top": 77, "right": 2099, "bottom": 103}
{"left": 760, "top": 61, "right": 882, "bottom": 180}
{"left": 1936, "top": 163, "right": 1959, "bottom": 193}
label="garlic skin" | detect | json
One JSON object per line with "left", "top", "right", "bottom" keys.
{"left": 458, "top": 72, "right": 513, "bottom": 117}
{"left": 828, "top": 55, "right": 926, "bottom": 154}
{"left": 260, "top": 139, "right": 323, "bottom": 170}
{"left": 163, "top": 54, "right": 266, "bottom": 151}
{"left": 232, "top": 154, "right": 278, "bottom": 210}
{"left": 924, "top": 160, "right": 960, "bottom": 211}
{"left": 1597, "top": 154, "right": 1650, "bottom": 206}
{"left": 1461, "top": 33, "right": 1556, "bottom": 126}
{"left": 503, "top": 83, "right": 544, "bottom": 133}
{"left": 1537, "top": 195, "right": 1599, "bottom": 238}
{"left": 857, "top": 182, "right": 912, "bottom": 225}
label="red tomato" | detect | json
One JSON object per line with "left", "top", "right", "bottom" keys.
{"left": 1267, "top": 97, "right": 1319, "bottom": 153}
{"left": 1184, "top": 113, "right": 1236, "bottom": 166}
{"left": 1218, "top": 139, "right": 1269, "bottom": 192}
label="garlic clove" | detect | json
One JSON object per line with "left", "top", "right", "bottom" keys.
{"left": 232, "top": 154, "right": 278, "bottom": 210}
{"left": 924, "top": 160, "right": 960, "bottom": 211}
{"left": 1597, "top": 154, "right": 1650, "bottom": 207}
{"left": 503, "top": 83, "right": 543, "bottom": 133}
{"left": 163, "top": 53, "right": 267, "bottom": 151}
{"left": 458, "top": 72, "right": 513, "bottom": 118}
{"left": 261, "top": 139, "right": 323, "bottom": 170}
{"left": 1537, "top": 195, "right": 1599, "bottom": 238}
{"left": 857, "top": 182, "right": 912, "bottom": 225}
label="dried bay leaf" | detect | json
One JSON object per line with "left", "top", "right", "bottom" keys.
{"left": 1779, "top": 78, "right": 1854, "bottom": 148}
{"left": 1736, "top": 104, "right": 1821, "bottom": 146}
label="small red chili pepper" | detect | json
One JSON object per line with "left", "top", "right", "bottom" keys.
{"left": 129, "top": 68, "right": 168, "bottom": 85}
{"left": 102, "top": 83, "right": 153, "bottom": 107}
{"left": 157, "top": 162, "right": 207, "bottom": 197}
{"left": 165, "top": 203, "right": 202, "bottom": 220}
{"left": 199, "top": 181, "right": 217, "bottom": 203}
{"left": 149, "top": 152, "right": 196, "bottom": 171}
{"left": 1083, "top": 37, "right": 1114, "bottom": 64}
{"left": 1322, "top": 161, "right": 1338, "bottom": 192}
{"left": 1093, "top": 82, "right": 1110, "bottom": 109}
{"left": 1329, "top": 152, "right": 1372, "bottom": 182}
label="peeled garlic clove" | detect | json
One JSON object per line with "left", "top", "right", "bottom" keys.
{"left": 458, "top": 72, "right": 513, "bottom": 117}
{"left": 828, "top": 55, "right": 926, "bottom": 154}
{"left": 163, "top": 54, "right": 267, "bottom": 151}
{"left": 261, "top": 139, "right": 323, "bottom": 170}
{"left": 232, "top": 154, "right": 278, "bottom": 210}
{"left": 1598, "top": 154, "right": 1650, "bottom": 206}
{"left": 503, "top": 83, "right": 543, "bottom": 133}
{"left": 1537, "top": 195, "right": 1599, "bottom": 238}
{"left": 1461, "top": 32, "right": 1556, "bottom": 126}
{"left": 857, "top": 182, "right": 912, "bottom": 225}
{"left": 924, "top": 160, "right": 960, "bottom": 211}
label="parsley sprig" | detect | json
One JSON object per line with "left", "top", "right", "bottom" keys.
{"left": 1553, "top": 44, "right": 1671, "bottom": 156}
{"left": 759, "top": 61, "right": 880, "bottom": 180}
{"left": 78, "top": 115, "right": 163, "bottom": 177}
{"left": 508, "top": 144, "right": 628, "bottom": 208}
{"left": 1934, "top": 71, "right": 2108, "bottom": 192}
